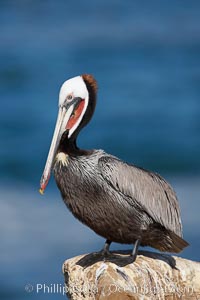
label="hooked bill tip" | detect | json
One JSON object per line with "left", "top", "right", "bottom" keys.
{"left": 39, "top": 173, "right": 50, "bottom": 195}
{"left": 39, "top": 188, "right": 45, "bottom": 195}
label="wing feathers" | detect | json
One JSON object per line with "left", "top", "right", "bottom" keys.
{"left": 99, "top": 156, "right": 182, "bottom": 236}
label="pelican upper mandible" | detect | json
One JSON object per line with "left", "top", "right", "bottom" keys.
{"left": 40, "top": 74, "right": 188, "bottom": 262}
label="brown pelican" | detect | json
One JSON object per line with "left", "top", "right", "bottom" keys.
{"left": 40, "top": 74, "right": 188, "bottom": 262}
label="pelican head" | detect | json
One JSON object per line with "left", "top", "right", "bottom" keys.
{"left": 39, "top": 74, "right": 97, "bottom": 194}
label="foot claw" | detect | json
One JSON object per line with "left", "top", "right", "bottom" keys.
{"left": 129, "top": 253, "right": 137, "bottom": 263}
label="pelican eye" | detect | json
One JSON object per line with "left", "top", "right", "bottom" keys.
{"left": 66, "top": 94, "right": 73, "bottom": 101}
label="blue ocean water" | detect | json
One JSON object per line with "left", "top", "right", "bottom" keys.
{"left": 0, "top": 1, "right": 200, "bottom": 299}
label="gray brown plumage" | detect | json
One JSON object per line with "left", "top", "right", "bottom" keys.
{"left": 40, "top": 74, "right": 189, "bottom": 262}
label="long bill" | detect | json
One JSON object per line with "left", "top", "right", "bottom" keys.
{"left": 39, "top": 105, "right": 72, "bottom": 194}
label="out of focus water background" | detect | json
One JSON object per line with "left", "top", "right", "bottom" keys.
{"left": 0, "top": 1, "right": 200, "bottom": 299}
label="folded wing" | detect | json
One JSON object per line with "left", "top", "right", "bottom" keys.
{"left": 98, "top": 156, "right": 182, "bottom": 237}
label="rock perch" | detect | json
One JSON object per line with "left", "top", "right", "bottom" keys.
{"left": 63, "top": 251, "right": 200, "bottom": 300}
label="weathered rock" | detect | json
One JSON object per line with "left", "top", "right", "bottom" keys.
{"left": 63, "top": 250, "right": 200, "bottom": 300}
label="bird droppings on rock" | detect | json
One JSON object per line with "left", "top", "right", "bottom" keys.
{"left": 95, "top": 263, "right": 108, "bottom": 281}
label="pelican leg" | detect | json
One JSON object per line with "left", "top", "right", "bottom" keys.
{"left": 100, "top": 239, "right": 112, "bottom": 256}
{"left": 130, "top": 239, "right": 141, "bottom": 262}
